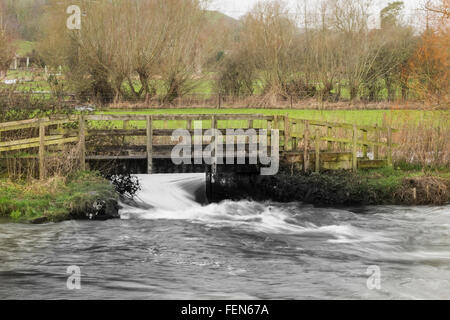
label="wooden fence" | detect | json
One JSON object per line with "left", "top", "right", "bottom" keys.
{"left": 0, "top": 114, "right": 396, "bottom": 179}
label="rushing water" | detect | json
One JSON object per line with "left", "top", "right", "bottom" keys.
{"left": 0, "top": 174, "right": 449, "bottom": 300}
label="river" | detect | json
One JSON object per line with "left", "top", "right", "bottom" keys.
{"left": 0, "top": 174, "right": 449, "bottom": 299}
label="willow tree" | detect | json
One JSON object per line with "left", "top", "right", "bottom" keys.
{"left": 38, "top": 0, "right": 210, "bottom": 103}
{"left": 238, "top": 1, "right": 299, "bottom": 101}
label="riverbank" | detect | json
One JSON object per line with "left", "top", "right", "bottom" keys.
{"left": 0, "top": 171, "right": 119, "bottom": 224}
{"left": 211, "top": 167, "right": 449, "bottom": 206}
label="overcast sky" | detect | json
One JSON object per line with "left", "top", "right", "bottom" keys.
{"left": 208, "top": 0, "right": 425, "bottom": 20}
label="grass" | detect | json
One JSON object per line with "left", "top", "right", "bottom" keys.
{"left": 97, "top": 108, "right": 448, "bottom": 129}
{"left": 0, "top": 171, "right": 116, "bottom": 223}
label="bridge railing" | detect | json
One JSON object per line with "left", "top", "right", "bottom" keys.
{"left": 0, "top": 113, "right": 396, "bottom": 179}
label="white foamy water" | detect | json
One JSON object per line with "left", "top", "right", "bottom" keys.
{"left": 121, "top": 174, "right": 206, "bottom": 212}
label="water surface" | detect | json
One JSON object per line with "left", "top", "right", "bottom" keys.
{"left": 0, "top": 174, "right": 449, "bottom": 299}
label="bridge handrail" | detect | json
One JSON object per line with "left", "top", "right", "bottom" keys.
{"left": 0, "top": 113, "right": 396, "bottom": 178}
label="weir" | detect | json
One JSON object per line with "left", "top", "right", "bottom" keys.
{"left": 0, "top": 113, "right": 396, "bottom": 181}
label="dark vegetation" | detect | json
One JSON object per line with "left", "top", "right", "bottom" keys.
{"left": 212, "top": 166, "right": 449, "bottom": 206}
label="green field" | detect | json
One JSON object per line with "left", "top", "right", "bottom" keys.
{"left": 99, "top": 108, "right": 448, "bottom": 129}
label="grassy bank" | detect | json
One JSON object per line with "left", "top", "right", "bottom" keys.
{"left": 0, "top": 171, "right": 118, "bottom": 223}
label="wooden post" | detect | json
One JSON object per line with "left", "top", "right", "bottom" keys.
{"left": 362, "top": 129, "right": 368, "bottom": 159}
{"left": 146, "top": 115, "right": 153, "bottom": 174}
{"left": 39, "top": 120, "right": 46, "bottom": 180}
{"left": 327, "top": 126, "right": 332, "bottom": 151}
{"left": 211, "top": 116, "right": 217, "bottom": 182}
{"left": 352, "top": 125, "right": 358, "bottom": 171}
{"left": 123, "top": 120, "right": 129, "bottom": 144}
{"left": 79, "top": 115, "right": 86, "bottom": 171}
{"left": 374, "top": 124, "right": 380, "bottom": 160}
{"left": 248, "top": 120, "right": 254, "bottom": 129}
{"left": 292, "top": 121, "right": 297, "bottom": 151}
{"left": 303, "top": 120, "right": 310, "bottom": 172}
{"left": 387, "top": 126, "right": 393, "bottom": 168}
{"left": 273, "top": 115, "right": 279, "bottom": 130}
{"left": 284, "top": 114, "right": 290, "bottom": 151}
{"left": 315, "top": 130, "right": 320, "bottom": 173}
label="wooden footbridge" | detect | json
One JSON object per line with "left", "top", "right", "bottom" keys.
{"left": 0, "top": 113, "right": 395, "bottom": 179}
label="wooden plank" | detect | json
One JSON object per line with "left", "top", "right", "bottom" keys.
{"left": 146, "top": 115, "right": 153, "bottom": 174}
{"left": 352, "top": 125, "right": 358, "bottom": 171}
{"left": 0, "top": 136, "right": 78, "bottom": 152}
{"left": 79, "top": 115, "right": 86, "bottom": 171}
{"left": 86, "top": 154, "right": 148, "bottom": 160}
{"left": 358, "top": 159, "right": 387, "bottom": 169}
{"left": 89, "top": 129, "right": 146, "bottom": 136}
{"left": 319, "top": 137, "right": 393, "bottom": 147}
{"left": 0, "top": 117, "right": 77, "bottom": 132}
{"left": 39, "top": 121, "right": 45, "bottom": 180}
{"left": 86, "top": 115, "right": 147, "bottom": 121}
{"left": 0, "top": 135, "right": 64, "bottom": 148}
{"left": 291, "top": 118, "right": 397, "bottom": 133}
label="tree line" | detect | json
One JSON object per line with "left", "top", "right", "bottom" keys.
{"left": 0, "top": 0, "right": 448, "bottom": 106}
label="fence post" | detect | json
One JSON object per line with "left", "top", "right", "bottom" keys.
{"left": 327, "top": 126, "right": 332, "bottom": 151}
{"left": 303, "top": 120, "right": 310, "bottom": 172}
{"left": 211, "top": 115, "right": 217, "bottom": 182}
{"left": 352, "top": 124, "right": 358, "bottom": 171}
{"left": 39, "top": 120, "right": 46, "bottom": 180}
{"left": 284, "top": 114, "right": 290, "bottom": 151}
{"left": 315, "top": 130, "right": 320, "bottom": 173}
{"left": 79, "top": 115, "right": 86, "bottom": 171}
{"left": 374, "top": 124, "right": 380, "bottom": 160}
{"left": 387, "top": 126, "right": 393, "bottom": 168}
{"left": 362, "top": 129, "right": 368, "bottom": 159}
{"left": 292, "top": 121, "right": 298, "bottom": 151}
{"left": 123, "top": 120, "right": 129, "bottom": 144}
{"left": 146, "top": 115, "right": 153, "bottom": 174}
